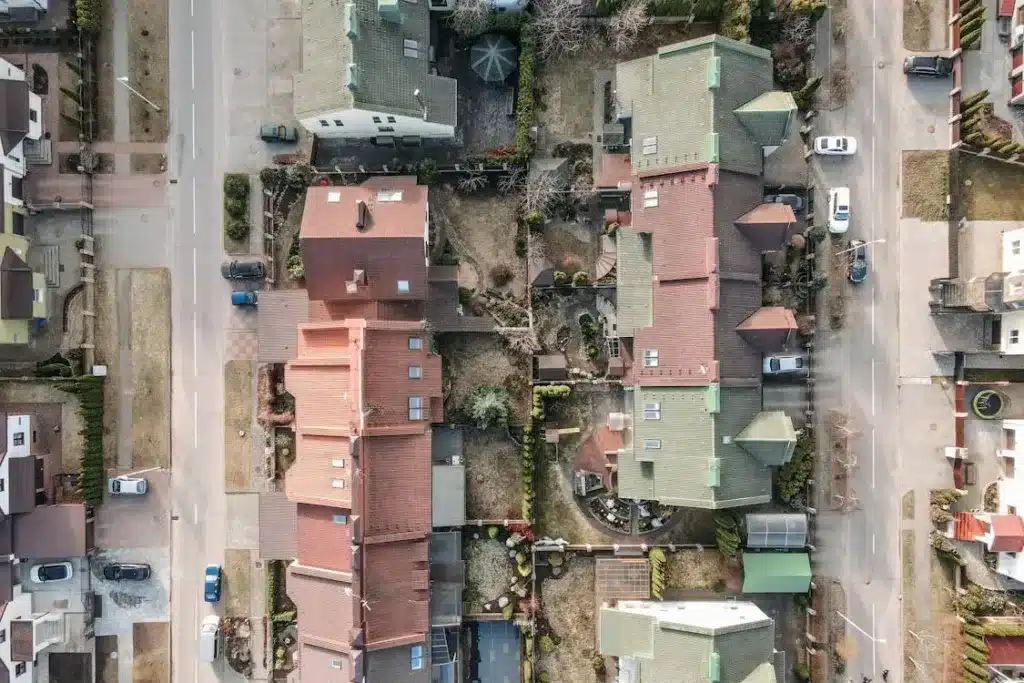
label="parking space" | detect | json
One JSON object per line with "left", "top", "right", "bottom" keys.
{"left": 763, "top": 382, "right": 810, "bottom": 429}
{"left": 91, "top": 547, "right": 170, "bottom": 623}
{"left": 95, "top": 468, "right": 171, "bottom": 549}
{"left": 19, "top": 555, "right": 91, "bottom": 595}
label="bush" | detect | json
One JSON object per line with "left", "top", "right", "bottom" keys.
{"left": 539, "top": 635, "right": 555, "bottom": 654}
{"left": 224, "top": 173, "right": 251, "bottom": 200}
{"left": 260, "top": 166, "right": 286, "bottom": 189}
{"left": 571, "top": 271, "right": 589, "bottom": 286}
{"left": 515, "top": 237, "right": 527, "bottom": 257}
{"left": 720, "top": 0, "right": 751, "bottom": 42}
{"left": 75, "top": 0, "right": 101, "bottom": 31}
{"left": 58, "top": 376, "right": 105, "bottom": 505}
{"left": 792, "top": 76, "right": 822, "bottom": 111}
{"left": 491, "top": 264, "right": 514, "bottom": 287}
{"left": 525, "top": 210, "right": 544, "bottom": 229}
{"left": 514, "top": 26, "right": 537, "bottom": 160}
{"left": 553, "top": 271, "right": 568, "bottom": 286}
{"left": 775, "top": 432, "right": 814, "bottom": 504}
{"left": 793, "top": 663, "right": 810, "bottom": 682}
{"left": 468, "top": 385, "right": 513, "bottom": 430}
{"left": 287, "top": 253, "right": 305, "bottom": 281}
{"left": 225, "top": 196, "right": 248, "bottom": 220}
{"left": 715, "top": 510, "right": 742, "bottom": 558}
{"left": 37, "top": 363, "right": 73, "bottom": 378}
{"left": 226, "top": 218, "right": 250, "bottom": 243}
{"left": 649, "top": 547, "right": 666, "bottom": 599}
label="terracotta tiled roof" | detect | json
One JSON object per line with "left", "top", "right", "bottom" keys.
{"left": 991, "top": 514, "right": 1024, "bottom": 552}
{"left": 296, "top": 504, "right": 353, "bottom": 572}
{"left": 363, "top": 434, "right": 432, "bottom": 539}
{"left": 735, "top": 306, "right": 798, "bottom": 352}
{"left": 987, "top": 635, "right": 1024, "bottom": 664}
{"left": 300, "top": 177, "right": 428, "bottom": 303}
{"left": 999, "top": 0, "right": 1014, "bottom": 17}
{"left": 363, "top": 538, "right": 430, "bottom": 649}
{"left": 734, "top": 203, "right": 795, "bottom": 252}
{"left": 953, "top": 511, "right": 985, "bottom": 541}
{"left": 287, "top": 563, "right": 357, "bottom": 662}
{"left": 595, "top": 426, "right": 624, "bottom": 453}
{"left": 597, "top": 153, "right": 633, "bottom": 189}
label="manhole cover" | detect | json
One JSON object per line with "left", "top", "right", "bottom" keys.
{"left": 928, "top": 125, "right": 935, "bottom": 133}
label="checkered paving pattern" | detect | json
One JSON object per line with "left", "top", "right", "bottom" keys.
{"left": 227, "top": 329, "right": 259, "bottom": 361}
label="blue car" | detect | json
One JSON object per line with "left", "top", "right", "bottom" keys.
{"left": 204, "top": 564, "right": 222, "bottom": 603}
{"left": 848, "top": 239, "right": 868, "bottom": 284}
{"left": 231, "top": 290, "right": 258, "bottom": 307}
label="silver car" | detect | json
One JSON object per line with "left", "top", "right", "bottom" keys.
{"left": 108, "top": 475, "right": 148, "bottom": 495}
{"left": 763, "top": 353, "right": 809, "bottom": 376}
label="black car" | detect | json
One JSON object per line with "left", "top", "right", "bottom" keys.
{"left": 103, "top": 563, "right": 151, "bottom": 581}
{"left": 903, "top": 55, "right": 954, "bottom": 77}
{"left": 220, "top": 260, "right": 266, "bottom": 280}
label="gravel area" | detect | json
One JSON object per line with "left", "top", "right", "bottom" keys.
{"left": 464, "top": 538, "right": 514, "bottom": 613}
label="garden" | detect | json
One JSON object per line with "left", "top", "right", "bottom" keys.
{"left": 464, "top": 524, "right": 536, "bottom": 617}
{"left": 535, "top": 554, "right": 600, "bottom": 683}
{"left": 265, "top": 559, "right": 298, "bottom": 676}
{"left": 464, "top": 427, "right": 524, "bottom": 521}
{"left": 438, "top": 333, "right": 532, "bottom": 426}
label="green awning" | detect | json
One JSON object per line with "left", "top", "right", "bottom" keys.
{"left": 742, "top": 552, "right": 811, "bottom": 593}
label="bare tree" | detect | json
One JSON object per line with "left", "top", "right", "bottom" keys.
{"left": 569, "top": 158, "right": 596, "bottom": 205}
{"left": 450, "top": 0, "right": 491, "bottom": 36}
{"left": 458, "top": 172, "right": 488, "bottom": 193}
{"left": 498, "top": 327, "right": 541, "bottom": 356}
{"left": 498, "top": 166, "right": 526, "bottom": 195}
{"left": 607, "top": 0, "right": 650, "bottom": 53}
{"left": 533, "top": 0, "right": 588, "bottom": 59}
{"left": 524, "top": 169, "right": 561, "bottom": 216}
{"left": 781, "top": 13, "right": 812, "bottom": 46}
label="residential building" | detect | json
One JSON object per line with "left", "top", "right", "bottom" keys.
{"left": 598, "top": 35, "right": 800, "bottom": 508}
{"left": 293, "top": 0, "right": 457, "bottom": 139}
{"left": 599, "top": 600, "right": 777, "bottom": 683}
{"left": 0, "top": 58, "right": 42, "bottom": 207}
{"left": 273, "top": 177, "right": 462, "bottom": 682}
{"left": 985, "top": 631, "right": 1024, "bottom": 680}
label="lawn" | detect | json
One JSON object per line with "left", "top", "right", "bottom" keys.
{"left": 535, "top": 460, "right": 620, "bottom": 545}
{"left": 463, "top": 537, "right": 514, "bottom": 614}
{"left": 224, "top": 549, "right": 252, "bottom": 618}
{"left": 224, "top": 361, "right": 254, "bottom": 491}
{"left": 440, "top": 333, "right": 531, "bottom": 425}
{"left": 464, "top": 428, "right": 522, "bottom": 520}
{"left": 955, "top": 152, "right": 1024, "bottom": 221}
{"left": 538, "top": 555, "right": 598, "bottom": 683}
{"left": 902, "top": 151, "right": 950, "bottom": 221}
{"left": 128, "top": 0, "right": 170, "bottom": 141}
{"left": 129, "top": 269, "right": 171, "bottom": 469}
{"left": 664, "top": 549, "right": 738, "bottom": 593}
{"left": 902, "top": 0, "right": 931, "bottom": 51}
{"left": 132, "top": 622, "right": 170, "bottom": 683}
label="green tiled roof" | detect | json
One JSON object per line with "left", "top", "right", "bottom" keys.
{"left": 733, "top": 91, "right": 797, "bottom": 148}
{"left": 623, "top": 386, "right": 772, "bottom": 508}
{"left": 615, "top": 34, "right": 780, "bottom": 175}
{"left": 735, "top": 411, "right": 797, "bottom": 467}
{"left": 742, "top": 552, "right": 812, "bottom": 593}
{"left": 294, "top": 0, "right": 457, "bottom": 126}
{"left": 599, "top": 604, "right": 777, "bottom": 683}
{"left": 616, "top": 228, "right": 653, "bottom": 336}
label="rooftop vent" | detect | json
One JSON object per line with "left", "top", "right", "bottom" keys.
{"left": 356, "top": 199, "right": 369, "bottom": 230}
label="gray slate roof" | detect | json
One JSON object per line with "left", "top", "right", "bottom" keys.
{"left": 294, "top": 0, "right": 457, "bottom": 127}
{"left": 623, "top": 385, "right": 777, "bottom": 508}
{"left": 615, "top": 228, "right": 653, "bottom": 336}
{"left": 615, "top": 34, "right": 788, "bottom": 176}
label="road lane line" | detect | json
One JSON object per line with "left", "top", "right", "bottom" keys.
{"left": 871, "top": 288, "right": 876, "bottom": 343}
{"left": 871, "top": 427, "right": 876, "bottom": 489}
{"left": 193, "top": 397, "right": 198, "bottom": 447}
{"left": 193, "top": 504, "right": 198, "bottom": 524}
{"left": 192, "top": 247, "right": 197, "bottom": 306}
{"left": 872, "top": 533, "right": 876, "bottom": 555}
{"left": 872, "top": 604, "right": 878, "bottom": 674}
{"left": 191, "top": 31, "right": 195, "bottom": 90}
{"left": 193, "top": 322, "right": 198, "bottom": 376}
{"left": 190, "top": 0, "right": 194, "bottom": 16}
{"left": 191, "top": 103, "right": 196, "bottom": 159}
{"left": 192, "top": 178, "right": 197, "bottom": 235}
{"left": 871, "top": 360, "right": 876, "bottom": 416}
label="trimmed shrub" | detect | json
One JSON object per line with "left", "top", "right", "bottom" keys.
{"left": 225, "top": 196, "right": 247, "bottom": 220}
{"left": 961, "top": 5, "right": 985, "bottom": 24}
{"left": 720, "top": 0, "right": 751, "bottom": 42}
{"left": 571, "top": 271, "right": 589, "bottom": 286}
{"left": 514, "top": 26, "right": 537, "bottom": 160}
{"left": 960, "top": 89, "right": 990, "bottom": 111}
{"left": 491, "top": 264, "right": 514, "bottom": 287}
{"left": 962, "top": 27, "right": 983, "bottom": 47}
{"left": 75, "top": 0, "right": 101, "bottom": 32}
{"left": 539, "top": 635, "right": 555, "bottom": 654}
{"left": 287, "top": 253, "right": 305, "bottom": 281}
{"left": 226, "top": 218, "right": 250, "bottom": 243}
{"left": 961, "top": 101, "right": 987, "bottom": 120}
{"left": 982, "top": 623, "right": 1024, "bottom": 636}
{"left": 224, "top": 173, "right": 251, "bottom": 199}
{"left": 553, "top": 271, "right": 568, "bottom": 286}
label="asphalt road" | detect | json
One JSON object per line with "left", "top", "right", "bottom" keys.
{"left": 167, "top": 0, "right": 235, "bottom": 680}
{"left": 810, "top": 0, "right": 915, "bottom": 679}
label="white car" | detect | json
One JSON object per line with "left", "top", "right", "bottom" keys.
{"left": 828, "top": 187, "right": 851, "bottom": 234}
{"left": 108, "top": 475, "right": 148, "bottom": 495}
{"left": 763, "top": 354, "right": 808, "bottom": 376}
{"left": 31, "top": 562, "right": 73, "bottom": 583}
{"left": 814, "top": 136, "right": 857, "bottom": 155}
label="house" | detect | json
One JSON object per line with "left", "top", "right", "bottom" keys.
{"left": 293, "top": 0, "right": 457, "bottom": 139}
{"left": 273, "top": 176, "right": 462, "bottom": 682}
{"left": 597, "top": 34, "right": 800, "bottom": 509}
{"left": 985, "top": 632, "right": 1024, "bottom": 679}
{"left": 599, "top": 600, "right": 777, "bottom": 683}
{"left": 0, "top": 585, "right": 69, "bottom": 683}
{"left": 0, "top": 1, "right": 49, "bottom": 23}
{"left": 0, "top": 58, "right": 42, "bottom": 207}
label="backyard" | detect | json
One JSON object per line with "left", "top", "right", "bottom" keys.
{"left": 464, "top": 428, "right": 523, "bottom": 520}
{"left": 538, "top": 554, "right": 599, "bottom": 683}
{"left": 439, "top": 332, "right": 531, "bottom": 425}
{"left": 464, "top": 536, "right": 515, "bottom": 615}
{"left": 954, "top": 152, "right": 1024, "bottom": 221}
{"left": 533, "top": 290, "right": 610, "bottom": 376}
{"left": 902, "top": 151, "right": 950, "bottom": 221}
{"left": 663, "top": 548, "right": 741, "bottom": 595}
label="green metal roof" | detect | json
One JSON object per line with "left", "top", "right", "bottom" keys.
{"left": 735, "top": 411, "right": 798, "bottom": 467}
{"left": 615, "top": 228, "right": 653, "bottom": 336}
{"left": 733, "top": 91, "right": 796, "bottom": 148}
{"left": 293, "top": 0, "right": 457, "bottom": 126}
{"left": 622, "top": 386, "right": 773, "bottom": 508}
{"left": 599, "top": 604, "right": 777, "bottom": 683}
{"left": 614, "top": 34, "right": 779, "bottom": 175}
{"left": 741, "top": 552, "right": 812, "bottom": 593}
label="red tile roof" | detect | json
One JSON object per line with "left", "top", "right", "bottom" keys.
{"left": 296, "top": 504, "right": 353, "bottom": 573}
{"left": 736, "top": 306, "right": 798, "bottom": 351}
{"left": 287, "top": 563, "right": 358, "bottom": 658}
{"left": 300, "top": 177, "right": 428, "bottom": 303}
{"left": 953, "top": 511, "right": 985, "bottom": 541}
{"left": 363, "top": 434, "right": 432, "bottom": 539}
{"left": 999, "top": 0, "right": 1014, "bottom": 17}
{"left": 597, "top": 153, "right": 633, "bottom": 189}
{"left": 363, "top": 537, "right": 430, "bottom": 649}
{"left": 987, "top": 635, "right": 1024, "bottom": 664}
{"left": 991, "top": 514, "right": 1024, "bottom": 552}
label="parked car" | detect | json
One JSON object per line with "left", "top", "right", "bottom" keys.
{"left": 765, "top": 193, "right": 804, "bottom": 213}
{"left": 204, "top": 564, "right": 222, "bottom": 603}
{"left": 763, "top": 353, "right": 809, "bottom": 376}
{"left": 828, "top": 187, "right": 851, "bottom": 234}
{"left": 31, "top": 562, "right": 73, "bottom": 583}
{"left": 231, "top": 290, "right": 258, "bottom": 307}
{"left": 103, "top": 563, "right": 151, "bottom": 581}
{"left": 813, "top": 136, "right": 857, "bottom": 156}
{"left": 220, "top": 261, "right": 265, "bottom": 280}
{"left": 199, "top": 615, "right": 222, "bottom": 663}
{"left": 108, "top": 475, "right": 148, "bottom": 495}
{"left": 259, "top": 124, "right": 298, "bottom": 143}
{"left": 849, "top": 239, "right": 869, "bottom": 284}
{"left": 903, "top": 55, "right": 953, "bottom": 77}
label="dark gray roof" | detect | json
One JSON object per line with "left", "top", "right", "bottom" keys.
{"left": 0, "top": 80, "right": 29, "bottom": 154}
{"left": 431, "top": 465, "right": 465, "bottom": 528}
{"left": 293, "top": 0, "right": 457, "bottom": 127}
{"left": 0, "top": 248, "right": 33, "bottom": 320}
{"left": 13, "top": 504, "right": 87, "bottom": 559}
{"left": 365, "top": 642, "right": 430, "bottom": 683}
{"left": 7, "top": 456, "right": 35, "bottom": 515}
{"left": 426, "top": 268, "right": 494, "bottom": 333}
{"left": 258, "top": 491, "right": 298, "bottom": 560}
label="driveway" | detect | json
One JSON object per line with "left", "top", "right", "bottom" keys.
{"left": 95, "top": 468, "right": 171, "bottom": 549}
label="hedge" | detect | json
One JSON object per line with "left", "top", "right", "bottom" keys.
{"left": 522, "top": 385, "right": 571, "bottom": 521}
{"left": 961, "top": 4, "right": 985, "bottom": 24}
{"left": 960, "top": 90, "right": 990, "bottom": 111}
{"left": 514, "top": 26, "right": 537, "bottom": 161}
{"left": 961, "top": 27, "right": 982, "bottom": 48}
{"left": 224, "top": 172, "right": 252, "bottom": 243}
{"left": 58, "top": 376, "right": 105, "bottom": 505}
{"left": 961, "top": 102, "right": 987, "bottom": 120}
{"left": 793, "top": 77, "right": 823, "bottom": 111}
{"left": 983, "top": 623, "right": 1024, "bottom": 636}
{"left": 649, "top": 547, "right": 666, "bottom": 599}
{"left": 960, "top": 16, "right": 984, "bottom": 35}
{"left": 775, "top": 431, "right": 814, "bottom": 504}
{"left": 75, "top": 0, "right": 101, "bottom": 32}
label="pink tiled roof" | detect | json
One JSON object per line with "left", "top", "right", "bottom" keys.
{"left": 953, "top": 511, "right": 984, "bottom": 540}
{"left": 301, "top": 176, "right": 426, "bottom": 240}
{"left": 999, "top": 0, "right": 1014, "bottom": 17}
{"left": 363, "top": 538, "right": 430, "bottom": 649}
{"left": 363, "top": 434, "right": 432, "bottom": 539}
{"left": 296, "top": 504, "right": 353, "bottom": 573}
{"left": 597, "top": 153, "right": 633, "bottom": 189}
{"left": 287, "top": 563, "right": 357, "bottom": 659}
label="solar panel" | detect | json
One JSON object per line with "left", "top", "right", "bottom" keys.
{"left": 745, "top": 513, "right": 808, "bottom": 549}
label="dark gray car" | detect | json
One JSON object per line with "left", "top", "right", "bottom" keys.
{"left": 903, "top": 55, "right": 953, "bottom": 77}
{"left": 103, "top": 563, "right": 151, "bottom": 581}
{"left": 220, "top": 260, "right": 265, "bottom": 280}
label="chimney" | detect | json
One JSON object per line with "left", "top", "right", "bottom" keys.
{"left": 356, "top": 199, "right": 369, "bottom": 231}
